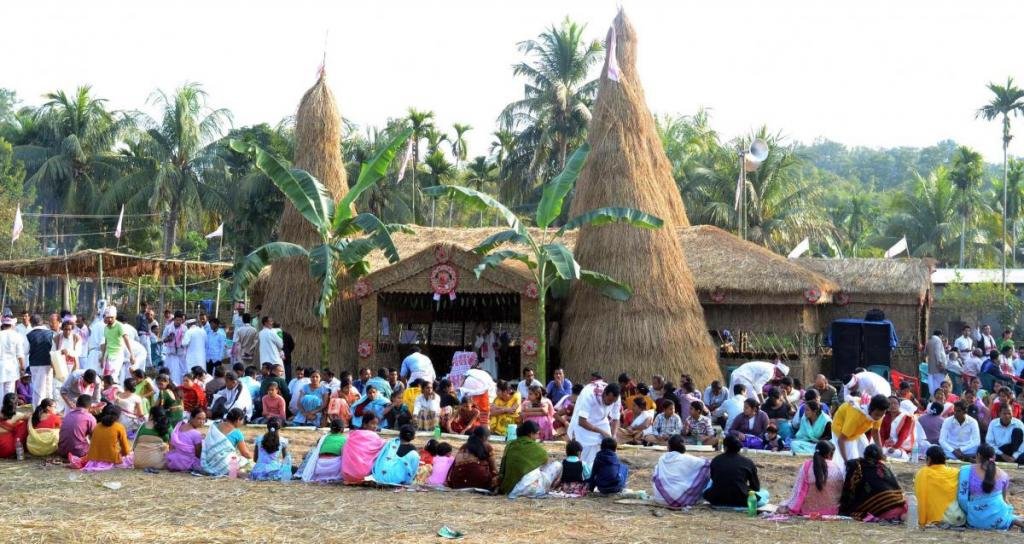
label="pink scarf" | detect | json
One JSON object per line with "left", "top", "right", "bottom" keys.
{"left": 341, "top": 430, "right": 385, "bottom": 483}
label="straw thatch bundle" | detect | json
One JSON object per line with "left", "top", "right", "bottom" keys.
{"left": 560, "top": 11, "right": 720, "bottom": 385}
{"left": 261, "top": 71, "right": 359, "bottom": 372}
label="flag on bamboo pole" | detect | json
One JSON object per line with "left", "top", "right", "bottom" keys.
{"left": 787, "top": 238, "right": 810, "bottom": 259}
{"left": 114, "top": 205, "right": 124, "bottom": 239}
{"left": 205, "top": 223, "right": 224, "bottom": 239}
{"left": 884, "top": 236, "right": 908, "bottom": 258}
{"left": 11, "top": 205, "right": 23, "bottom": 242}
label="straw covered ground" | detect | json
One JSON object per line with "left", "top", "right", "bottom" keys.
{"left": 2, "top": 427, "right": 1023, "bottom": 544}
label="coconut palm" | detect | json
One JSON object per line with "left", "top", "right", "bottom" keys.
{"left": 465, "top": 155, "right": 498, "bottom": 225}
{"left": 229, "top": 127, "right": 413, "bottom": 366}
{"left": 422, "top": 149, "right": 454, "bottom": 226}
{"left": 949, "top": 145, "right": 985, "bottom": 267}
{"left": 500, "top": 17, "right": 602, "bottom": 181}
{"left": 884, "top": 167, "right": 960, "bottom": 263}
{"left": 977, "top": 77, "right": 1024, "bottom": 283}
{"left": 449, "top": 123, "right": 472, "bottom": 168}
{"left": 406, "top": 108, "right": 435, "bottom": 223}
{"left": 425, "top": 143, "right": 662, "bottom": 378}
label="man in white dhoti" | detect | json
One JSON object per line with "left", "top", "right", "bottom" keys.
{"left": 181, "top": 318, "right": 207, "bottom": 381}
{"left": 729, "top": 360, "right": 788, "bottom": 401}
{"left": 0, "top": 316, "right": 26, "bottom": 396}
{"left": 51, "top": 317, "right": 83, "bottom": 411}
{"left": 99, "top": 306, "right": 135, "bottom": 385}
{"left": 567, "top": 381, "right": 621, "bottom": 465}
{"left": 161, "top": 311, "right": 187, "bottom": 385}
{"left": 83, "top": 306, "right": 107, "bottom": 374}
{"left": 26, "top": 315, "right": 56, "bottom": 407}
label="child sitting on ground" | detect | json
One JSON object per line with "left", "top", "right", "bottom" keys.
{"left": 763, "top": 424, "right": 783, "bottom": 452}
{"left": 260, "top": 382, "right": 287, "bottom": 424}
{"left": 447, "top": 395, "right": 480, "bottom": 434}
{"left": 382, "top": 390, "right": 412, "bottom": 430}
{"left": 552, "top": 439, "right": 590, "bottom": 496}
{"left": 101, "top": 375, "right": 120, "bottom": 403}
{"left": 644, "top": 399, "right": 682, "bottom": 446}
{"left": 425, "top": 442, "right": 454, "bottom": 487}
{"left": 617, "top": 396, "right": 655, "bottom": 444}
{"left": 588, "top": 437, "right": 628, "bottom": 494}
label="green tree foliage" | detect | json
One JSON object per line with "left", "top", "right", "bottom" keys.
{"left": 939, "top": 278, "right": 1023, "bottom": 331}
{"left": 0, "top": 137, "right": 37, "bottom": 300}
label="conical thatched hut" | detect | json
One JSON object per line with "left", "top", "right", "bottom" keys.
{"left": 261, "top": 71, "right": 359, "bottom": 372}
{"left": 560, "top": 11, "right": 720, "bottom": 385}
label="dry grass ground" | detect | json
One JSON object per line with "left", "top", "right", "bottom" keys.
{"left": 2, "top": 427, "right": 1023, "bottom": 544}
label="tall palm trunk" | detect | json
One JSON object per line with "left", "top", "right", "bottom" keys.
{"left": 1002, "top": 116, "right": 1009, "bottom": 289}
{"left": 160, "top": 197, "right": 180, "bottom": 313}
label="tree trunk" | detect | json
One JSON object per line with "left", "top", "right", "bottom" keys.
{"left": 1002, "top": 137, "right": 1009, "bottom": 289}
{"left": 160, "top": 198, "right": 180, "bottom": 313}
{"left": 536, "top": 283, "right": 547, "bottom": 381}
{"left": 960, "top": 210, "right": 966, "bottom": 268}
{"left": 321, "top": 313, "right": 329, "bottom": 370}
{"left": 410, "top": 143, "right": 418, "bottom": 225}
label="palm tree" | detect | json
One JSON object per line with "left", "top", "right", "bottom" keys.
{"left": 949, "top": 146, "right": 985, "bottom": 267}
{"left": 977, "top": 77, "right": 1024, "bottom": 284}
{"left": 422, "top": 150, "right": 454, "bottom": 226}
{"left": 500, "top": 17, "right": 602, "bottom": 182}
{"left": 465, "top": 155, "right": 498, "bottom": 225}
{"left": 449, "top": 123, "right": 472, "bottom": 168}
{"left": 406, "top": 108, "right": 435, "bottom": 223}
{"left": 885, "top": 167, "right": 960, "bottom": 263}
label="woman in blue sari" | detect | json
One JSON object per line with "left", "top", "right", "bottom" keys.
{"left": 371, "top": 424, "right": 420, "bottom": 485}
{"left": 957, "top": 443, "right": 1024, "bottom": 531}
{"left": 351, "top": 385, "right": 389, "bottom": 429}
{"left": 789, "top": 400, "right": 832, "bottom": 455}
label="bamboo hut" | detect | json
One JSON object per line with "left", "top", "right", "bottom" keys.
{"left": 560, "top": 10, "right": 720, "bottom": 385}
{"left": 259, "top": 71, "right": 359, "bottom": 372}
{"left": 799, "top": 257, "right": 934, "bottom": 374}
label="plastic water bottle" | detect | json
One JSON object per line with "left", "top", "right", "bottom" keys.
{"left": 15, "top": 440, "right": 24, "bottom": 461}
{"left": 228, "top": 455, "right": 239, "bottom": 479}
{"left": 905, "top": 493, "right": 918, "bottom": 531}
{"left": 433, "top": 425, "right": 442, "bottom": 440}
{"left": 910, "top": 443, "right": 920, "bottom": 465}
{"left": 747, "top": 490, "right": 758, "bottom": 517}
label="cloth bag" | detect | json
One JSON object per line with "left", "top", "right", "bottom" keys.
{"left": 50, "top": 351, "right": 68, "bottom": 381}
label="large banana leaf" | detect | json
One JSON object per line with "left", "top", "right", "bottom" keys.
{"left": 558, "top": 206, "right": 664, "bottom": 235}
{"left": 580, "top": 269, "right": 633, "bottom": 301}
{"left": 535, "top": 143, "right": 590, "bottom": 228}
{"left": 308, "top": 244, "right": 339, "bottom": 317}
{"left": 541, "top": 243, "right": 580, "bottom": 280}
{"left": 349, "top": 213, "right": 404, "bottom": 265}
{"left": 423, "top": 185, "right": 520, "bottom": 230}
{"left": 232, "top": 241, "right": 308, "bottom": 299}
{"left": 335, "top": 127, "right": 414, "bottom": 226}
{"left": 473, "top": 229, "right": 531, "bottom": 254}
{"left": 472, "top": 249, "right": 536, "bottom": 279}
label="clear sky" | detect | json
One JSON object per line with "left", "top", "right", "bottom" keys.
{"left": 3, "top": 0, "right": 1022, "bottom": 160}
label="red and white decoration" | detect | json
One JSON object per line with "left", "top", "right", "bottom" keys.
{"left": 804, "top": 288, "right": 822, "bottom": 304}
{"left": 834, "top": 291, "right": 851, "bottom": 306}
{"left": 524, "top": 283, "right": 539, "bottom": 300}
{"left": 357, "top": 340, "right": 374, "bottom": 359}
{"left": 430, "top": 264, "right": 458, "bottom": 301}
{"left": 710, "top": 289, "right": 726, "bottom": 304}
{"left": 522, "top": 337, "right": 538, "bottom": 356}
{"left": 433, "top": 244, "right": 451, "bottom": 263}
{"left": 354, "top": 278, "right": 372, "bottom": 299}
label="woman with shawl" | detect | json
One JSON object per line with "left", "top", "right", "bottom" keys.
{"left": 913, "top": 446, "right": 960, "bottom": 527}
{"left": 497, "top": 420, "right": 548, "bottom": 494}
{"left": 880, "top": 396, "right": 916, "bottom": 460}
{"left": 789, "top": 400, "right": 832, "bottom": 455}
{"left": 200, "top": 408, "right": 252, "bottom": 476}
{"left": 298, "top": 418, "right": 347, "bottom": 483}
{"left": 341, "top": 413, "right": 385, "bottom": 484}
{"left": 166, "top": 407, "right": 206, "bottom": 472}
{"left": 779, "top": 441, "right": 845, "bottom": 516}
{"left": 838, "top": 444, "right": 906, "bottom": 521}
{"left": 651, "top": 435, "right": 711, "bottom": 508}
{"left": 957, "top": 443, "right": 1024, "bottom": 530}
{"left": 350, "top": 385, "right": 389, "bottom": 429}
{"left": 371, "top": 424, "right": 420, "bottom": 485}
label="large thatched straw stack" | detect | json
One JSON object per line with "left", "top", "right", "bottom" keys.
{"left": 262, "top": 71, "right": 359, "bottom": 372}
{"left": 560, "top": 11, "right": 720, "bottom": 385}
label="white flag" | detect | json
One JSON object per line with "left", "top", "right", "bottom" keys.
{"left": 114, "top": 205, "right": 124, "bottom": 239}
{"left": 396, "top": 137, "right": 414, "bottom": 183}
{"left": 11, "top": 205, "right": 23, "bottom": 242}
{"left": 205, "top": 223, "right": 224, "bottom": 239}
{"left": 787, "top": 238, "right": 810, "bottom": 259}
{"left": 605, "top": 25, "right": 621, "bottom": 82}
{"left": 884, "top": 236, "right": 908, "bottom": 258}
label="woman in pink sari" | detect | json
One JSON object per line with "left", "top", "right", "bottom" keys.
{"left": 166, "top": 407, "right": 206, "bottom": 472}
{"left": 519, "top": 385, "right": 555, "bottom": 440}
{"left": 341, "top": 412, "right": 385, "bottom": 484}
{"left": 779, "top": 440, "right": 845, "bottom": 516}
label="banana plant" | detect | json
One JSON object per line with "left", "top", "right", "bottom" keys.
{"left": 228, "top": 127, "right": 414, "bottom": 367}
{"left": 424, "top": 143, "right": 663, "bottom": 378}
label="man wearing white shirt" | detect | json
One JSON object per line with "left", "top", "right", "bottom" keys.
{"left": 181, "top": 318, "right": 207, "bottom": 383}
{"left": 953, "top": 326, "right": 974, "bottom": 357}
{"left": 962, "top": 348, "right": 984, "bottom": 378}
{"left": 14, "top": 311, "right": 30, "bottom": 336}
{"left": 258, "top": 316, "right": 283, "bottom": 367}
{"left": 986, "top": 403, "right": 1024, "bottom": 463}
{"left": 713, "top": 384, "right": 747, "bottom": 430}
{"left": 843, "top": 370, "right": 892, "bottom": 402}
{"left": 205, "top": 318, "right": 227, "bottom": 373}
{"left": 161, "top": 311, "right": 187, "bottom": 384}
{"left": 974, "top": 324, "right": 998, "bottom": 354}
{"left": 83, "top": 309, "right": 107, "bottom": 374}
{"left": 0, "top": 316, "right": 26, "bottom": 395}
{"left": 400, "top": 346, "right": 436, "bottom": 384}
{"left": 729, "top": 360, "right": 787, "bottom": 401}
{"left": 515, "top": 366, "right": 543, "bottom": 399}
{"left": 924, "top": 329, "right": 948, "bottom": 395}
{"left": 939, "top": 400, "right": 981, "bottom": 461}
{"left": 567, "top": 381, "right": 621, "bottom": 464}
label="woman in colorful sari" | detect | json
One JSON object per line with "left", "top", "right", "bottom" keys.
{"left": 153, "top": 374, "right": 184, "bottom": 426}
{"left": 651, "top": 434, "right": 710, "bottom": 509}
{"left": 200, "top": 407, "right": 252, "bottom": 476}
{"left": 914, "top": 446, "right": 960, "bottom": 527}
{"left": 0, "top": 393, "right": 28, "bottom": 459}
{"left": 250, "top": 417, "right": 291, "bottom": 481}
{"left": 70, "top": 404, "right": 133, "bottom": 471}
{"left": 341, "top": 412, "right": 386, "bottom": 484}
{"left": 497, "top": 420, "right": 548, "bottom": 494}
{"left": 292, "top": 370, "right": 329, "bottom": 427}
{"left": 447, "top": 395, "right": 480, "bottom": 435}
{"left": 789, "top": 400, "right": 832, "bottom": 455}
{"left": 957, "top": 443, "right": 1024, "bottom": 531}
{"left": 838, "top": 444, "right": 906, "bottom": 521}
{"left": 489, "top": 380, "right": 521, "bottom": 438}
{"left": 778, "top": 441, "right": 845, "bottom": 516}
{"left": 350, "top": 385, "right": 389, "bottom": 429}
{"left": 880, "top": 396, "right": 916, "bottom": 460}
{"left": 133, "top": 406, "right": 170, "bottom": 469}
{"left": 372, "top": 424, "right": 420, "bottom": 485}
{"left": 447, "top": 425, "right": 499, "bottom": 491}
{"left": 299, "top": 418, "right": 346, "bottom": 483}
{"left": 27, "top": 399, "right": 61, "bottom": 457}
{"left": 166, "top": 407, "right": 206, "bottom": 472}
{"left": 519, "top": 385, "right": 555, "bottom": 440}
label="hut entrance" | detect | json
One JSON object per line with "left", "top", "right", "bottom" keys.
{"left": 375, "top": 292, "right": 522, "bottom": 379}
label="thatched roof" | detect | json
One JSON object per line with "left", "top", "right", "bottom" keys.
{"left": 560, "top": 10, "right": 719, "bottom": 385}
{"left": 798, "top": 257, "right": 934, "bottom": 304}
{"left": 0, "top": 249, "right": 230, "bottom": 280}
{"left": 260, "top": 70, "right": 358, "bottom": 370}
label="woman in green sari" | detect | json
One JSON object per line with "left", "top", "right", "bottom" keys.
{"left": 497, "top": 420, "right": 548, "bottom": 494}
{"left": 790, "top": 400, "right": 832, "bottom": 455}
{"left": 154, "top": 374, "right": 184, "bottom": 426}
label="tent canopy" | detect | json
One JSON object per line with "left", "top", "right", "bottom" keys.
{"left": 0, "top": 248, "right": 230, "bottom": 280}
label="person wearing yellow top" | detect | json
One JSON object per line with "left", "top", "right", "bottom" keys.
{"left": 489, "top": 380, "right": 521, "bottom": 436}
{"left": 402, "top": 382, "right": 422, "bottom": 414}
{"left": 832, "top": 395, "right": 888, "bottom": 462}
{"left": 913, "top": 445, "right": 961, "bottom": 527}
